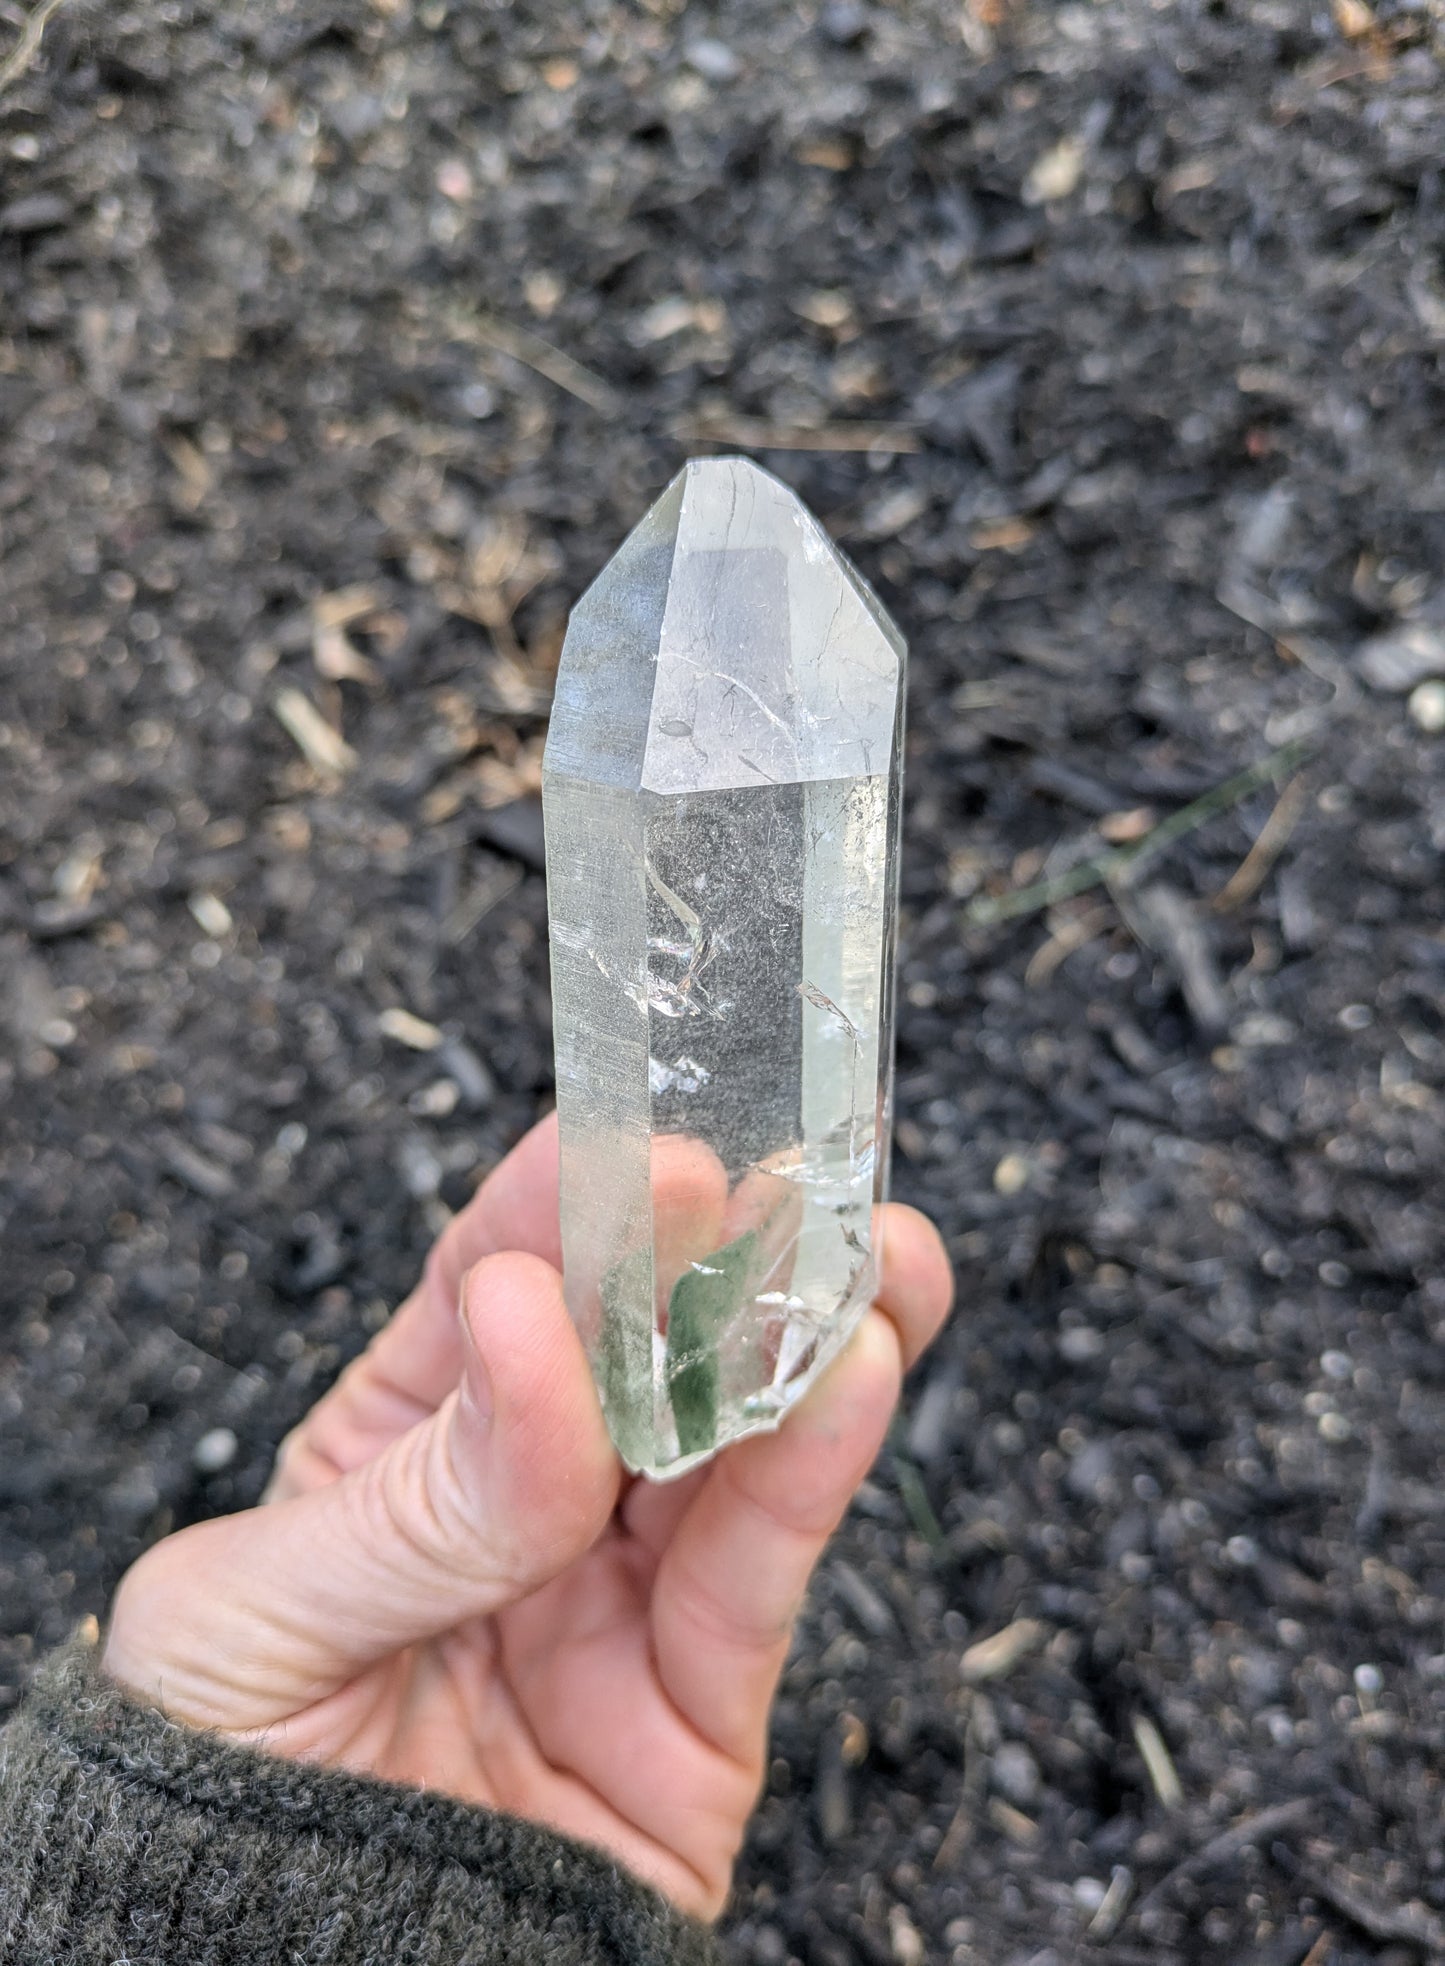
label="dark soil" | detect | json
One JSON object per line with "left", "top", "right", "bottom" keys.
{"left": 3, "top": 1, "right": 1445, "bottom": 1960}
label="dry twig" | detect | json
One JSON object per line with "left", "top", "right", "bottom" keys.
{"left": 1212, "top": 770, "right": 1310, "bottom": 911}
{"left": 1086, "top": 1866, "right": 1134, "bottom": 1943}
{"left": 960, "top": 1618, "right": 1049, "bottom": 1685}
{"left": 1025, "top": 903, "right": 1114, "bottom": 987}
{"left": 1131, "top": 1713, "right": 1184, "bottom": 1809}
{"left": 272, "top": 687, "right": 357, "bottom": 777}
{"left": 451, "top": 307, "right": 620, "bottom": 416}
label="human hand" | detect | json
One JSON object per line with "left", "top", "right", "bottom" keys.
{"left": 102, "top": 1114, "right": 952, "bottom": 1918}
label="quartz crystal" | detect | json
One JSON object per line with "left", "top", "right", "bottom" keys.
{"left": 543, "top": 456, "right": 905, "bottom": 1478}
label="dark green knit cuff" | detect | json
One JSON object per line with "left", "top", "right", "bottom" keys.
{"left": 0, "top": 1623, "right": 718, "bottom": 1966}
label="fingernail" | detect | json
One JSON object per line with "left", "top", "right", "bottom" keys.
{"left": 456, "top": 1274, "right": 495, "bottom": 1430}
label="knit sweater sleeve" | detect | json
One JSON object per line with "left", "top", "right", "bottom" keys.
{"left": 0, "top": 1625, "right": 720, "bottom": 1966}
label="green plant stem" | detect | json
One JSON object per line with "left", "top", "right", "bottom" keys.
{"left": 887, "top": 1427, "right": 948, "bottom": 1559}
{"left": 967, "top": 738, "right": 1312, "bottom": 927}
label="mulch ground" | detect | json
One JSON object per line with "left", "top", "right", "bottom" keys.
{"left": 3, "top": 1, "right": 1445, "bottom": 1960}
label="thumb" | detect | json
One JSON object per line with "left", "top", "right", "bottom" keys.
{"left": 104, "top": 1253, "right": 620, "bottom": 1727}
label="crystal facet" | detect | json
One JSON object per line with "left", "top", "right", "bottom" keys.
{"left": 543, "top": 456, "right": 905, "bottom": 1478}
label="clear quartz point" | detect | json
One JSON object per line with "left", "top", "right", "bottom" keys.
{"left": 542, "top": 455, "right": 905, "bottom": 1478}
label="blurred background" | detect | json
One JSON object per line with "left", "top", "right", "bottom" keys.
{"left": 2, "top": 1, "right": 1444, "bottom": 1960}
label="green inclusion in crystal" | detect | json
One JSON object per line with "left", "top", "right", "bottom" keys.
{"left": 664, "top": 1229, "right": 764, "bottom": 1458}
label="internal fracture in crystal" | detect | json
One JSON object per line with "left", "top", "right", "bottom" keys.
{"left": 543, "top": 455, "right": 905, "bottom": 1478}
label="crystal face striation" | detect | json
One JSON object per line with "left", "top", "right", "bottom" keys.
{"left": 543, "top": 456, "right": 905, "bottom": 1478}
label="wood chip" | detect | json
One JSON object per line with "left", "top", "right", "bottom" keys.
{"left": 932, "top": 1799, "right": 975, "bottom": 1870}
{"left": 888, "top": 1904, "right": 925, "bottom": 1966}
{"left": 1160, "top": 158, "right": 1219, "bottom": 200}
{"left": 378, "top": 1007, "right": 444, "bottom": 1051}
{"left": 795, "top": 138, "right": 853, "bottom": 170}
{"left": 840, "top": 1710, "right": 869, "bottom": 1766}
{"left": 986, "top": 1797, "right": 1040, "bottom": 1844}
{"left": 831, "top": 1558, "right": 896, "bottom": 1636}
{"left": 1087, "top": 1865, "right": 1134, "bottom": 1941}
{"left": 273, "top": 687, "right": 357, "bottom": 776}
{"left": 1024, "top": 135, "right": 1085, "bottom": 205}
{"left": 960, "top": 1617, "right": 1048, "bottom": 1684}
{"left": 312, "top": 584, "right": 382, "bottom": 629}
{"left": 992, "top": 1152, "right": 1031, "bottom": 1196}
{"left": 188, "top": 891, "right": 233, "bottom": 938}
{"left": 160, "top": 1133, "right": 235, "bottom": 1199}
{"left": 1098, "top": 806, "right": 1156, "bottom": 844}
{"left": 793, "top": 288, "right": 855, "bottom": 330}
{"left": 409, "top": 1079, "right": 460, "bottom": 1118}
{"left": 163, "top": 432, "right": 213, "bottom": 509}
{"left": 313, "top": 620, "right": 381, "bottom": 685}
{"left": 311, "top": 588, "right": 384, "bottom": 684}
{"left": 1410, "top": 679, "right": 1445, "bottom": 733}
{"left": 1131, "top": 1712, "right": 1184, "bottom": 1809}
{"left": 969, "top": 515, "right": 1035, "bottom": 552}
{"left": 53, "top": 845, "right": 102, "bottom": 904}
{"left": 1332, "top": 0, "right": 1374, "bottom": 36}
{"left": 633, "top": 296, "right": 708, "bottom": 344}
